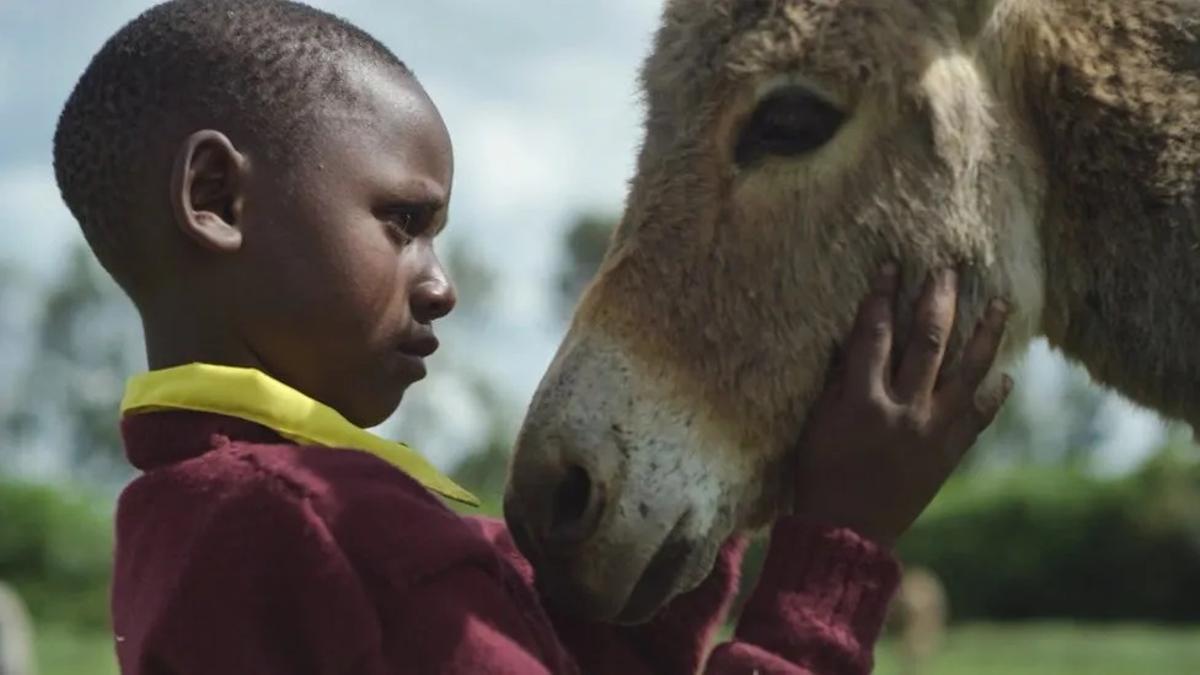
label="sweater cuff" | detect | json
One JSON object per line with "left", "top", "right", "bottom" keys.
{"left": 736, "top": 516, "right": 901, "bottom": 654}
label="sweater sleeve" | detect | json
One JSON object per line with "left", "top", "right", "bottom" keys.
{"left": 705, "top": 516, "right": 902, "bottom": 674}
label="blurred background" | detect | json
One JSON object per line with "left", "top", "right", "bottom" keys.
{"left": 1, "top": 1, "right": 1198, "bottom": 674}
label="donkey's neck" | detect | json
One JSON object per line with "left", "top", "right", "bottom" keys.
{"left": 997, "top": 0, "right": 1200, "bottom": 427}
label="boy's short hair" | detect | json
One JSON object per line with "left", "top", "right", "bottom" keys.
{"left": 53, "top": 0, "right": 411, "bottom": 291}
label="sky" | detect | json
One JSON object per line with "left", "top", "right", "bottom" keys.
{"left": 0, "top": 0, "right": 1176, "bottom": 474}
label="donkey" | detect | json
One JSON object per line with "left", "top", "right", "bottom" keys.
{"left": 886, "top": 567, "right": 948, "bottom": 675}
{"left": 505, "top": 0, "right": 1200, "bottom": 623}
{"left": 0, "top": 581, "right": 35, "bottom": 675}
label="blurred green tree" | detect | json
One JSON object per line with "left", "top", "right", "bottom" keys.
{"left": 444, "top": 238, "right": 499, "bottom": 314}
{"left": 0, "top": 261, "right": 24, "bottom": 438}
{"left": 448, "top": 213, "right": 619, "bottom": 513}
{"left": 3, "top": 244, "right": 139, "bottom": 484}
{"left": 447, "top": 377, "right": 516, "bottom": 517}
{"left": 556, "top": 212, "right": 616, "bottom": 316}
{"left": 428, "top": 238, "right": 516, "bottom": 514}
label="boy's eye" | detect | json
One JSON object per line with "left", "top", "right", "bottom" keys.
{"left": 379, "top": 205, "right": 432, "bottom": 242}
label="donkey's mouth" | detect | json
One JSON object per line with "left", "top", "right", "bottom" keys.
{"left": 529, "top": 508, "right": 697, "bottom": 624}
{"left": 612, "top": 511, "right": 695, "bottom": 625}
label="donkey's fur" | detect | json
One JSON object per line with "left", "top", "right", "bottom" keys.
{"left": 1014, "top": 0, "right": 1200, "bottom": 424}
{"left": 508, "top": 0, "right": 1200, "bottom": 622}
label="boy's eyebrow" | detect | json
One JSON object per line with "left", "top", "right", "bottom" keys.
{"left": 377, "top": 178, "right": 451, "bottom": 236}
{"left": 383, "top": 178, "right": 448, "bottom": 209}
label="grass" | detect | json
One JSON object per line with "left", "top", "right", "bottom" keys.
{"left": 31, "top": 621, "right": 1200, "bottom": 674}
{"left": 35, "top": 623, "right": 118, "bottom": 675}
{"left": 872, "top": 622, "right": 1200, "bottom": 675}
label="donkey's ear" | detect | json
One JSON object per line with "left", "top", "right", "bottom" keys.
{"left": 954, "top": 0, "right": 1003, "bottom": 38}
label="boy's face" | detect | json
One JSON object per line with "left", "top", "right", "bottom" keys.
{"left": 229, "top": 61, "right": 455, "bottom": 427}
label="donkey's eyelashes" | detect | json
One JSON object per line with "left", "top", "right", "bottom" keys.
{"left": 734, "top": 87, "right": 845, "bottom": 167}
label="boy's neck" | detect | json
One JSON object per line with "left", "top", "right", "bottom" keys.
{"left": 140, "top": 299, "right": 264, "bottom": 373}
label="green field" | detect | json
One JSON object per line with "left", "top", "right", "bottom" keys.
{"left": 35, "top": 623, "right": 118, "bottom": 675}
{"left": 873, "top": 622, "right": 1200, "bottom": 675}
{"left": 33, "top": 621, "right": 1200, "bottom": 675}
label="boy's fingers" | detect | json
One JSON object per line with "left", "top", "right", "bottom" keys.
{"left": 943, "top": 374, "right": 1013, "bottom": 463}
{"left": 894, "top": 269, "right": 957, "bottom": 403}
{"left": 939, "top": 299, "right": 1008, "bottom": 410}
{"left": 821, "top": 344, "right": 848, "bottom": 398}
{"left": 845, "top": 263, "right": 898, "bottom": 397}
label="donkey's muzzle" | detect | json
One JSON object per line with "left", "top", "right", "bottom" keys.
{"left": 505, "top": 460, "right": 607, "bottom": 555}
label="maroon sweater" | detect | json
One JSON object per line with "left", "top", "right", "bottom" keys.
{"left": 112, "top": 411, "right": 900, "bottom": 674}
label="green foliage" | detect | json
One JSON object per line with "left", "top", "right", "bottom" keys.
{"left": 556, "top": 213, "right": 617, "bottom": 317}
{"left": 450, "top": 433, "right": 512, "bottom": 518}
{"left": 3, "top": 243, "right": 139, "bottom": 481}
{"left": 897, "top": 452, "right": 1200, "bottom": 622}
{"left": 721, "top": 445, "right": 1200, "bottom": 625}
{"left": 0, "top": 480, "right": 112, "bottom": 630}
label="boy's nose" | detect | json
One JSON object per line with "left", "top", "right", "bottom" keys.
{"left": 411, "top": 277, "right": 456, "bottom": 322}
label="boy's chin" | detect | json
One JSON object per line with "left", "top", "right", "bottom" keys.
{"left": 336, "top": 353, "right": 428, "bottom": 427}
{"left": 341, "top": 383, "right": 412, "bottom": 429}
{"left": 376, "top": 353, "right": 436, "bottom": 414}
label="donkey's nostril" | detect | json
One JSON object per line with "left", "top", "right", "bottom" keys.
{"left": 547, "top": 465, "right": 603, "bottom": 544}
{"left": 553, "top": 466, "right": 591, "bottom": 526}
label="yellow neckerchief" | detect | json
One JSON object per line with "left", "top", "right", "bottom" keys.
{"left": 120, "top": 362, "right": 479, "bottom": 506}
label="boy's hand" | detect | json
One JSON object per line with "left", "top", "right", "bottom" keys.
{"left": 793, "top": 264, "right": 1012, "bottom": 547}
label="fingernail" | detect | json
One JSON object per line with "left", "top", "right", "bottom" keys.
{"left": 990, "top": 298, "right": 1010, "bottom": 316}
{"left": 1002, "top": 374, "right": 1014, "bottom": 395}
{"left": 940, "top": 268, "right": 958, "bottom": 286}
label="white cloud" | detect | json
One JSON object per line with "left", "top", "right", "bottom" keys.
{"left": 0, "top": 164, "right": 81, "bottom": 276}
{"left": 1017, "top": 341, "right": 1167, "bottom": 473}
{"left": 0, "top": 44, "right": 11, "bottom": 107}
{"left": 1091, "top": 396, "right": 1169, "bottom": 475}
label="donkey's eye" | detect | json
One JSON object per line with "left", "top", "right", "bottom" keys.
{"left": 734, "top": 87, "right": 845, "bottom": 167}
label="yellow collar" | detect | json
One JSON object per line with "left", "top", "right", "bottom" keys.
{"left": 120, "top": 362, "right": 479, "bottom": 506}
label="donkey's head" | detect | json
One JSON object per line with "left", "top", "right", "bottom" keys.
{"left": 506, "top": 0, "right": 1046, "bottom": 623}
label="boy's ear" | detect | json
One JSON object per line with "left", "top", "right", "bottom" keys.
{"left": 170, "top": 130, "right": 249, "bottom": 253}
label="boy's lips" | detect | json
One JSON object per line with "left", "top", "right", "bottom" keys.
{"left": 398, "top": 332, "right": 439, "bottom": 358}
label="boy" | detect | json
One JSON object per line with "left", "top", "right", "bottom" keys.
{"left": 53, "top": 1, "right": 1010, "bottom": 673}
